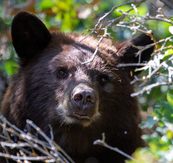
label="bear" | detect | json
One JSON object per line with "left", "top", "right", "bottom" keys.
{"left": 0, "top": 11, "right": 154, "bottom": 163}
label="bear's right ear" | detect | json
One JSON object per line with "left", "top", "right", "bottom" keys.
{"left": 115, "top": 33, "right": 154, "bottom": 78}
{"left": 11, "top": 11, "right": 51, "bottom": 60}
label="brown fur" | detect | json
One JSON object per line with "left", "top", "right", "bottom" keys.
{"left": 0, "top": 11, "right": 154, "bottom": 163}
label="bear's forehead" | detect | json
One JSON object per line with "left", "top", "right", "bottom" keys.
{"left": 45, "top": 33, "right": 119, "bottom": 67}
{"left": 48, "top": 43, "right": 118, "bottom": 71}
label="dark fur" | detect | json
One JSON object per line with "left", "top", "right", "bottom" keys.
{"left": 1, "top": 11, "right": 154, "bottom": 163}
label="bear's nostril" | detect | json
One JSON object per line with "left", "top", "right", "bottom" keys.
{"left": 74, "top": 93, "right": 83, "bottom": 101}
{"left": 86, "top": 95, "right": 95, "bottom": 104}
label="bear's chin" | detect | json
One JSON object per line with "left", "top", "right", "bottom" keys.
{"left": 63, "top": 111, "right": 101, "bottom": 127}
{"left": 66, "top": 115, "right": 91, "bottom": 127}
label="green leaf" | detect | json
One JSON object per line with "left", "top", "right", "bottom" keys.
{"left": 5, "top": 60, "right": 18, "bottom": 76}
{"left": 55, "top": 1, "right": 70, "bottom": 11}
{"left": 153, "top": 108, "right": 162, "bottom": 119}
{"left": 39, "top": 0, "right": 54, "bottom": 9}
{"left": 167, "top": 93, "right": 173, "bottom": 107}
{"left": 141, "top": 116, "right": 157, "bottom": 129}
{"left": 166, "top": 130, "right": 173, "bottom": 140}
{"left": 159, "top": 101, "right": 173, "bottom": 123}
{"left": 164, "top": 49, "right": 173, "bottom": 59}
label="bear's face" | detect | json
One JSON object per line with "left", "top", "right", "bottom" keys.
{"left": 48, "top": 44, "right": 101, "bottom": 127}
{"left": 25, "top": 39, "right": 122, "bottom": 127}
{"left": 48, "top": 41, "right": 127, "bottom": 127}
{"left": 4, "top": 11, "right": 154, "bottom": 130}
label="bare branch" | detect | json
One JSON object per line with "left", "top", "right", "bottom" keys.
{"left": 94, "top": 133, "right": 137, "bottom": 161}
{"left": 80, "top": 0, "right": 146, "bottom": 64}
{"left": 0, "top": 113, "right": 74, "bottom": 163}
{"left": 81, "top": 36, "right": 104, "bottom": 64}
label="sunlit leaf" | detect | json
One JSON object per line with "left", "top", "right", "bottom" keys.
{"left": 166, "top": 130, "right": 173, "bottom": 139}
{"left": 167, "top": 93, "right": 173, "bottom": 107}
{"left": 164, "top": 49, "right": 173, "bottom": 58}
{"left": 39, "top": 0, "right": 54, "bottom": 9}
{"left": 55, "top": 1, "right": 70, "bottom": 11}
{"left": 5, "top": 60, "right": 18, "bottom": 76}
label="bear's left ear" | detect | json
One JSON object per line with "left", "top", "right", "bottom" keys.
{"left": 11, "top": 11, "right": 51, "bottom": 61}
{"left": 116, "top": 33, "right": 154, "bottom": 76}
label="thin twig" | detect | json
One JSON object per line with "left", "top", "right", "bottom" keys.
{"left": 81, "top": 36, "right": 103, "bottom": 64}
{"left": 94, "top": 133, "right": 137, "bottom": 161}
{"left": 131, "top": 82, "right": 169, "bottom": 97}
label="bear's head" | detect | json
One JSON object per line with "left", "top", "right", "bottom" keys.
{"left": 6, "top": 11, "right": 154, "bottom": 128}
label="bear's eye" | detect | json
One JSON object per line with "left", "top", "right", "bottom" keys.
{"left": 99, "top": 75, "right": 109, "bottom": 84}
{"left": 57, "top": 68, "right": 68, "bottom": 78}
{"left": 101, "top": 77, "right": 107, "bottom": 83}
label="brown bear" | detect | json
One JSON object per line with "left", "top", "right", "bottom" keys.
{"left": 0, "top": 11, "right": 154, "bottom": 163}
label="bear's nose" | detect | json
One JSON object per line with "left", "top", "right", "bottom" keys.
{"left": 72, "top": 87, "right": 95, "bottom": 109}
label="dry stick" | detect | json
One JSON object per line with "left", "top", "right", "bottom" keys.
{"left": 130, "top": 55, "right": 173, "bottom": 96}
{"left": 0, "top": 152, "right": 51, "bottom": 162}
{"left": 1, "top": 117, "right": 47, "bottom": 149}
{"left": 7, "top": 127, "right": 56, "bottom": 155}
{"left": 115, "top": 25, "right": 173, "bottom": 94}
{"left": 137, "top": 36, "right": 173, "bottom": 56}
{"left": 131, "top": 82, "right": 168, "bottom": 97}
{"left": 2, "top": 122, "right": 12, "bottom": 144}
{"left": 104, "top": 1, "right": 144, "bottom": 32}
{"left": 76, "top": 31, "right": 94, "bottom": 43}
{"left": 135, "top": 54, "right": 173, "bottom": 84}
{"left": 116, "top": 23, "right": 150, "bottom": 34}
{"left": 0, "top": 114, "right": 23, "bottom": 134}
{"left": 131, "top": 36, "right": 173, "bottom": 58}
{"left": 117, "top": 63, "right": 147, "bottom": 67}
{"left": 159, "top": 36, "right": 173, "bottom": 53}
{"left": 114, "top": 8, "right": 172, "bottom": 53}
{"left": 94, "top": 133, "right": 137, "bottom": 162}
{"left": 49, "top": 125, "right": 54, "bottom": 140}
{"left": 26, "top": 120, "right": 64, "bottom": 161}
{"left": 94, "top": 0, "right": 146, "bottom": 30}
{"left": 1, "top": 141, "right": 34, "bottom": 158}
{"left": 81, "top": 36, "right": 103, "bottom": 64}
{"left": 26, "top": 120, "right": 75, "bottom": 163}
{"left": 1, "top": 142, "right": 31, "bottom": 148}
{"left": 116, "top": 34, "right": 172, "bottom": 67}
{"left": 81, "top": 1, "right": 145, "bottom": 64}
{"left": 0, "top": 127, "right": 52, "bottom": 162}
{"left": 6, "top": 128, "right": 59, "bottom": 163}
{"left": 16, "top": 121, "right": 66, "bottom": 163}
{"left": 26, "top": 120, "right": 55, "bottom": 150}
{"left": 5, "top": 119, "right": 62, "bottom": 162}
{"left": 152, "top": 46, "right": 173, "bottom": 56}
{"left": 0, "top": 114, "right": 74, "bottom": 163}
{"left": 146, "top": 16, "right": 173, "bottom": 25}
{"left": 130, "top": 75, "right": 147, "bottom": 84}
{"left": 0, "top": 134, "right": 7, "bottom": 140}
{"left": 116, "top": 23, "right": 155, "bottom": 62}
{"left": 147, "top": 55, "right": 173, "bottom": 79}
{"left": 117, "top": 11, "right": 173, "bottom": 25}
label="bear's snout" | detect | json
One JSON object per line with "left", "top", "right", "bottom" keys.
{"left": 71, "top": 87, "right": 95, "bottom": 109}
{"left": 69, "top": 84, "right": 96, "bottom": 121}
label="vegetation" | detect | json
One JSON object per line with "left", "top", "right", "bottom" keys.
{"left": 0, "top": 0, "right": 173, "bottom": 162}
